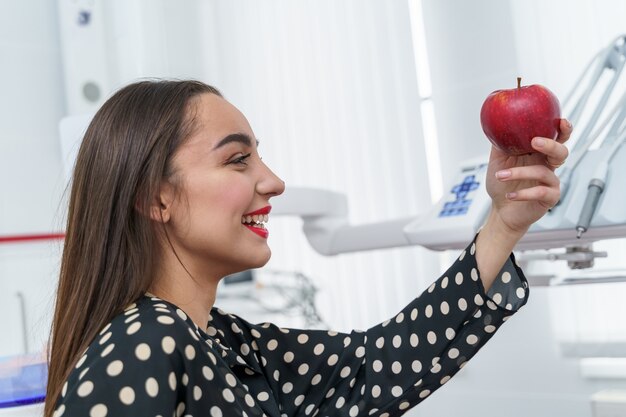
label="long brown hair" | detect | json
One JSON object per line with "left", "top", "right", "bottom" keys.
{"left": 44, "top": 80, "right": 221, "bottom": 417}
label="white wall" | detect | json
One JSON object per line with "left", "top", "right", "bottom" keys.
{"left": 0, "top": 0, "right": 66, "bottom": 356}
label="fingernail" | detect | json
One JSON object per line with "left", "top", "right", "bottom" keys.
{"left": 533, "top": 138, "right": 545, "bottom": 147}
{"left": 506, "top": 192, "right": 517, "bottom": 200}
{"left": 495, "top": 170, "right": 511, "bottom": 179}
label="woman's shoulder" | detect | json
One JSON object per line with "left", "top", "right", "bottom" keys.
{"left": 83, "top": 295, "right": 204, "bottom": 361}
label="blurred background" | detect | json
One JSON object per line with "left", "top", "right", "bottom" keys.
{"left": 2, "top": 0, "right": 626, "bottom": 416}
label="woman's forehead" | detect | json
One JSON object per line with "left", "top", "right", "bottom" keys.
{"left": 188, "top": 93, "right": 253, "bottom": 145}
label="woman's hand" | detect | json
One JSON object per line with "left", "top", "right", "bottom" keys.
{"left": 475, "top": 119, "right": 572, "bottom": 291}
{"left": 485, "top": 118, "right": 572, "bottom": 236}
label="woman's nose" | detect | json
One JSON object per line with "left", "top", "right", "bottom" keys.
{"left": 257, "top": 162, "right": 285, "bottom": 198}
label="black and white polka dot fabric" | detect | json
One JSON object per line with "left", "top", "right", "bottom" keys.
{"left": 55, "top": 235, "right": 529, "bottom": 417}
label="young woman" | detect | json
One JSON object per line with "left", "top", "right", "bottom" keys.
{"left": 45, "top": 79, "right": 570, "bottom": 417}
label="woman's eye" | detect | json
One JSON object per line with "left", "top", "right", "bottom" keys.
{"left": 229, "top": 153, "right": 252, "bottom": 166}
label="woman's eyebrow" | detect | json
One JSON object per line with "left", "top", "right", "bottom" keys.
{"left": 212, "top": 133, "right": 260, "bottom": 150}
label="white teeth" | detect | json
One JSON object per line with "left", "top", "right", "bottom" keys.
{"left": 241, "top": 213, "right": 269, "bottom": 225}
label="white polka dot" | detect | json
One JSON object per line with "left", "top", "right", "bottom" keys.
{"left": 145, "top": 377, "right": 159, "bottom": 397}
{"left": 392, "top": 361, "right": 402, "bottom": 374}
{"left": 223, "top": 388, "right": 235, "bottom": 403}
{"left": 99, "top": 323, "right": 112, "bottom": 335}
{"left": 202, "top": 366, "right": 214, "bottom": 380}
{"left": 273, "top": 370, "right": 280, "bottom": 381}
{"left": 240, "top": 343, "right": 250, "bottom": 355}
{"left": 455, "top": 272, "right": 464, "bottom": 285}
{"left": 395, "top": 312, "right": 405, "bottom": 323}
{"left": 77, "top": 381, "right": 94, "bottom": 397}
{"left": 427, "top": 331, "right": 437, "bottom": 344}
{"left": 373, "top": 360, "right": 383, "bottom": 372}
{"left": 375, "top": 337, "right": 385, "bottom": 348}
{"left": 335, "top": 396, "right": 345, "bottom": 408}
{"left": 410, "top": 333, "right": 419, "bottom": 347}
{"left": 445, "top": 328, "right": 455, "bottom": 340}
{"left": 313, "top": 343, "right": 325, "bottom": 355}
{"left": 391, "top": 386, "right": 403, "bottom": 397}
{"left": 425, "top": 305, "right": 433, "bottom": 318}
{"left": 501, "top": 271, "right": 512, "bottom": 283}
{"left": 516, "top": 287, "right": 526, "bottom": 298}
{"left": 231, "top": 323, "right": 241, "bottom": 333}
{"left": 53, "top": 405, "right": 65, "bottom": 417}
{"left": 157, "top": 316, "right": 175, "bottom": 325}
{"left": 161, "top": 336, "right": 175, "bottom": 354}
{"left": 106, "top": 360, "right": 123, "bottom": 376}
{"left": 193, "top": 385, "right": 202, "bottom": 400}
{"left": 371, "top": 385, "right": 381, "bottom": 398}
{"left": 224, "top": 373, "right": 236, "bottom": 387}
{"left": 284, "top": 351, "right": 294, "bottom": 363}
{"left": 487, "top": 300, "right": 498, "bottom": 310}
{"left": 327, "top": 354, "right": 338, "bottom": 366}
{"left": 412, "top": 360, "right": 422, "bottom": 373}
{"left": 79, "top": 367, "right": 90, "bottom": 380}
{"left": 62, "top": 381, "right": 68, "bottom": 397}
{"left": 267, "top": 339, "right": 278, "bottom": 351}
{"left": 392, "top": 335, "right": 402, "bottom": 348}
{"left": 210, "top": 406, "right": 222, "bottom": 417}
{"left": 459, "top": 249, "right": 466, "bottom": 260}
{"left": 441, "top": 276, "right": 449, "bottom": 288}
{"left": 99, "top": 333, "right": 112, "bottom": 345}
{"left": 440, "top": 375, "right": 451, "bottom": 384}
{"left": 89, "top": 404, "right": 107, "bottom": 417}
{"left": 340, "top": 366, "right": 351, "bottom": 378}
{"left": 440, "top": 301, "right": 450, "bottom": 315}
{"left": 474, "top": 294, "right": 484, "bottom": 306}
{"left": 76, "top": 354, "right": 87, "bottom": 368}
{"left": 470, "top": 243, "right": 476, "bottom": 255}
{"left": 124, "top": 314, "right": 139, "bottom": 323}
{"left": 133, "top": 343, "right": 150, "bottom": 361}
{"left": 185, "top": 345, "right": 196, "bottom": 360}
{"left": 298, "top": 364, "right": 309, "bottom": 375}
{"left": 467, "top": 334, "right": 479, "bottom": 345}
{"left": 428, "top": 283, "right": 436, "bottom": 293}
{"left": 119, "top": 387, "right": 135, "bottom": 405}
{"left": 282, "top": 382, "right": 293, "bottom": 394}
{"left": 305, "top": 404, "right": 315, "bottom": 415}
{"left": 349, "top": 405, "right": 359, "bottom": 416}
{"left": 343, "top": 336, "right": 351, "bottom": 347}
{"left": 246, "top": 393, "right": 256, "bottom": 407}
{"left": 485, "top": 325, "right": 496, "bottom": 333}
{"left": 471, "top": 268, "right": 479, "bottom": 281}
{"left": 257, "top": 391, "right": 269, "bottom": 401}
{"left": 325, "top": 388, "right": 336, "bottom": 399}
{"left": 419, "top": 389, "right": 431, "bottom": 398}
{"left": 355, "top": 346, "right": 365, "bottom": 358}
{"left": 410, "top": 308, "right": 418, "bottom": 320}
{"left": 294, "top": 394, "right": 305, "bottom": 406}
{"left": 176, "top": 402, "right": 185, "bottom": 417}
{"left": 448, "top": 348, "right": 460, "bottom": 359}
{"left": 431, "top": 363, "right": 442, "bottom": 373}
{"left": 168, "top": 372, "right": 177, "bottom": 391}
{"left": 493, "top": 293, "right": 503, "bottom": 304}
{"left": 458, "top": 298, "right": 468, "bottom": 311}
{"left": 251, "top": 329, "right": 261, "bottom": 338}
{"left": 126, "top": 321, "right": 141, "bottom": 335}
{"left": 382, "top": 319, "right": 391, "bottom": 327}
{"left": 297, "top": 334, "right": 309, "bottom": 344}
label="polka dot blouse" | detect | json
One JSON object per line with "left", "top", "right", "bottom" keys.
{"left": 54, "top": 235, "right": 529, "bottom": 417}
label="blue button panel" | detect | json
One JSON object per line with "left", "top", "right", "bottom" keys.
{"left": 0, "top": 356, "right": 47, "bottom": 409}
{"left": 438, "top": 175, "right": 480, "bottom": 217}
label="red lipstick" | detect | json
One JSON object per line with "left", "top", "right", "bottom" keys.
{"left": 243, "top": 205, "right": 271, "bottom": 216}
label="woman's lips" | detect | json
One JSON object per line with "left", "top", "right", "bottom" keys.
{"left": 244, "top": 224, "right": 269, "bottom": 239}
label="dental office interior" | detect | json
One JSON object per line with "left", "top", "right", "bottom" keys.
{"left": 2, "top": 0, "right": 626, "bottom": 416}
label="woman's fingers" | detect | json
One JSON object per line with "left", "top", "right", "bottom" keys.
{"left": 530, "top": 135, "right": 569, "bottom": 170}
{"left": 495, "top": 165, "right": 560, "bottom": 187}
{"left": 505, "top": 185, "right": 560, "bottom": 208}
{"left": 556, "top": 118, "right": 573, "bottom": 143}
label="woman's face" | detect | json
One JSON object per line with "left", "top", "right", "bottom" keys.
{"left": 163, "top": 93, "right": 285, "bottom": 279}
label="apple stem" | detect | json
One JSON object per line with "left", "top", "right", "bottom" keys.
{"left": 517, "top": 77, "right": 521, "bottom": 89}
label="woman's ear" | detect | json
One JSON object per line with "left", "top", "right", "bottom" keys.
{"left": 148, "top": 181, "right": 176, "bottom": 223}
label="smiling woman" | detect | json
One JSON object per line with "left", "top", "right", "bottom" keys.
{"left": 45, "top": 79, "right": 570, "bottom": 417}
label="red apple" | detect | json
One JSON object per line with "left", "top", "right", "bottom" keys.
{"left": 480, "top": 77, "right": 561, "bottom": 155}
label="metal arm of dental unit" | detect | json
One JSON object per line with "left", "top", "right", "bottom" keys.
{"left": 271, "top": 35, "right": 626, "bottom": 257}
